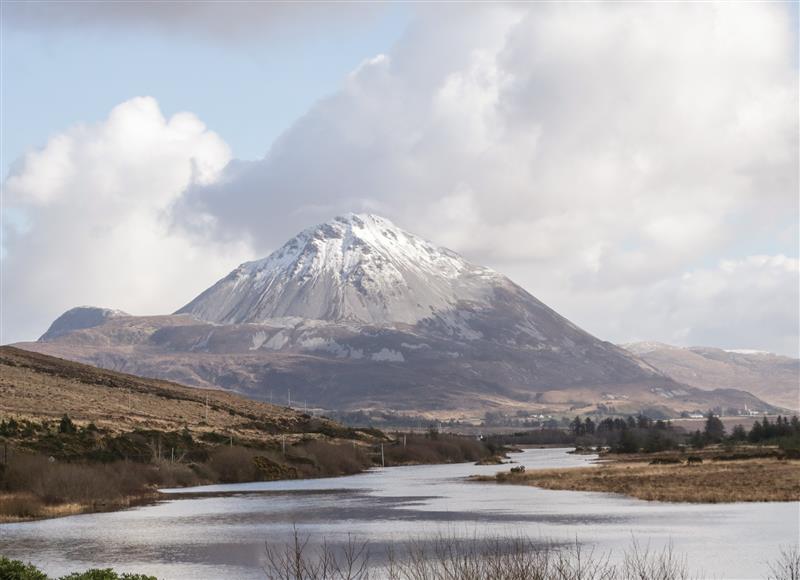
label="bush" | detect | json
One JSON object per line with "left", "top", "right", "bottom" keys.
{"left": 206, "top": 446, "right": 260, "bottom": 483}
{"left": 0, "top": 557, "right": 48, "bottom": 580}
{"left": 0, "top": 453, "right": 154, "bottom": 504}
{"left": 0, "top": 558, "right": 157, "bottom": 580}
{"left": 0, "top": 493, "right": 44, "bottom": 519}
{"left": 59, "top": 569, "right": 156, "bottom": 580}
{"left": 301, "top": 440, "right": 369, "bottom": 476}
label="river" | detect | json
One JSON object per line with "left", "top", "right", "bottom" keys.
{"left": 0, "top": 448, "right": 796, "bottom": 579}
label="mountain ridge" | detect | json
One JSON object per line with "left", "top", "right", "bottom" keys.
{"left": 622, "top": 341, "right": 799, "bottom": 410}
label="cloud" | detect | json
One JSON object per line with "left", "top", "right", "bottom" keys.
{"left": 4, "top": 2, "right": 381, "bottom": 43}
{"left": 552, "top": 255, "right": 799, "bottom": 357}
{"left": 3, "top": 3, "right": 797, "bottom": 355}
{"left": 175, "top": 3, "right": 797, "bottom": 353}
{"left": 2, "top": 97, "right": 253, "bottom": 343}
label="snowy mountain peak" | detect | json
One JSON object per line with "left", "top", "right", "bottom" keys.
{"left": 177, "top": 214, "right": 502, "bottom": 326}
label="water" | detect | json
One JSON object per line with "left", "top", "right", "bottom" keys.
{"left": 0, "top": 448, "right": 796, "bottom": 579}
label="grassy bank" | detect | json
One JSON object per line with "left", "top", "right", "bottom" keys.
{"left": 476, "top": 448, "right": 800, "bottom": 503}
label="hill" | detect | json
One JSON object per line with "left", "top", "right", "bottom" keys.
{"left": 0, "top": 345, "right": 341, "bottom": 440}
{"left": 622, "top": 342, "right": 799, "bottom": 411}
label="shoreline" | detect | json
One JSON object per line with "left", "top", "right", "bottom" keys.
{"left": 1, "top": 451, "right": 512, "bottom": 524}
{"left": 473, "top": 449, "right": 800, "bottom": 503}
{"left": 0, "top": 491, "right": 161, "bottom": 524}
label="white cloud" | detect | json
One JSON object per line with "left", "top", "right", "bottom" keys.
{"left": 2, "top": 97, "right": 253, "bottom": 343}
{"left": 570, "top": 255, "right": 799, "bottom": 357}
{"left": 176, "top": 3, "right": 797, "bottom": 354}
{"left": 3, "top": 4, "right": 798, "bottom": 356}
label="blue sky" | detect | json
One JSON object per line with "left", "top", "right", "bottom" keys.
{"left": 2, "top": 4, "right": 411, "bottom": 177}
{"left": 1, "top": 2, "right": 797, "bottom": 355}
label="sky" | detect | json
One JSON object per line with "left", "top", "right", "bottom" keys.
{"left": 2, "top": 2, "right": 798, "bottom": 356}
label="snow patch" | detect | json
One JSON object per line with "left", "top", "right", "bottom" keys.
{"left": 249, "top": 331, "right": 268, "bottom": 350}
{"left": 371, "top": 348, "right": 405, "bottom": 362}
{"left": 400, "top": 342, "right": 430, "bottom": 350}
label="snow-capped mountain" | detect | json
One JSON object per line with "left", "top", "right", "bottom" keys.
{"left": 19, "top": 214, "right": 780, "bottom": 416}
{"left": 177, "top": 213, "right": 501, "bottom": 326}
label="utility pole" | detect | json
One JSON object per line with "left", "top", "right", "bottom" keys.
{"left": 288, "top": 389, "right": 291, "bottom": 408}
{"left": 282, "top": 435, "right": 286, "bottom": 455}
{"left": 381, "top": 443, "right": 385, "bottom": 468}
{"left": 403, "top": 434, "right": 407, "bottom": 448}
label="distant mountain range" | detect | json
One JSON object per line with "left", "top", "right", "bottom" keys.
{"left": 17, "top": 214, "right": 782, "bottom": 418}
{"left": 622, "top": 342, "right": 799, "bottom": 411}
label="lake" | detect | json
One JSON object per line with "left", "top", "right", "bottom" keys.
{"left": 0, "top": 448, "right": 796, "bottom": 579}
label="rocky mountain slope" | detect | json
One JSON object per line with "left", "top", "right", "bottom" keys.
{"left": 19, "top": 214, "right": 778, "bottom": 418}
{"left": 622, "top": 342, "right": 799, "bottom": 411}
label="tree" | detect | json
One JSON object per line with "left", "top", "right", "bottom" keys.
{"left": 570, "top": 416, "right": 585, "bottom": 436}
{"left": 689, "top": 430, "right": 705, "bottom": 449}
{"left": 748, "top": 420, "right": 764, "bottom": 443}
{"left": 703, "top": 413, "right": 725, "bottom": 443}
{"left": 59, "top": 414, "right": 76, "bottom": 434}
{"left": 616, "top": 429, "right": 640, "bottom": 453}
{"left": 730, "top": 424, "right": 747, "bottom": 442}
{"left": 584, "top": 417, "right": 596, "bottom": 435}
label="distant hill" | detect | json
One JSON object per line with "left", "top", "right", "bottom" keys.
{"left": 0, "top": 345, "right": 347, "bottom": 440}
{"left": 622, "top": 342, "right": 799, "bottom": 411}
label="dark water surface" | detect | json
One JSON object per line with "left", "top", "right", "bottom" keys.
{"left": 0, "top": 448, "right": 796, "bottom": 579}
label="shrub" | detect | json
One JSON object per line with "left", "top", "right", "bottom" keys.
{"left": 59, "top": 569, "right": 156, "bottom": 580}
{"left": 0, "top": 493, "right": 44, "bottom": 518}
{"left": 0, "top": 557, "right": 48, "bottom": 580}
{"left": 206, "top": 446, "right": 260, "bottom": 483}
{"left": 302, "top": 440, "right": 369, "bottom": 476}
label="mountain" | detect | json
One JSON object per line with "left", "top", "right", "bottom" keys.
{"left": 40, "top": 306, "right": 128, "bottom": 341}
{"left": 16, "top": 214, "right": 778, "bottom": 418}
{"left": 177, "top": 214, "right": 500, "bottom": 327}
{"left": 622, "top": 342, "right": 799, "bottom": 411}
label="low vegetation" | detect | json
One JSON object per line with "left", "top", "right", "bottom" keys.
{"left": 482, "top": 455, "right": 800, "bottom": 503}
{"left": 0, "top": 557, "right": 155, "bottom": 580}
{"left": 261, "top": 531, "right": 800, "bottom": 580}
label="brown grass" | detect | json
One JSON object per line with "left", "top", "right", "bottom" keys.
{"left": 0, "top": 491, "right": 158, "bottom": 523}
{"left": 480, "top": 458, "right": 800, "bottom": 503}
{"left": 0, "top": 345, "right": 329, "bottom": 443}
